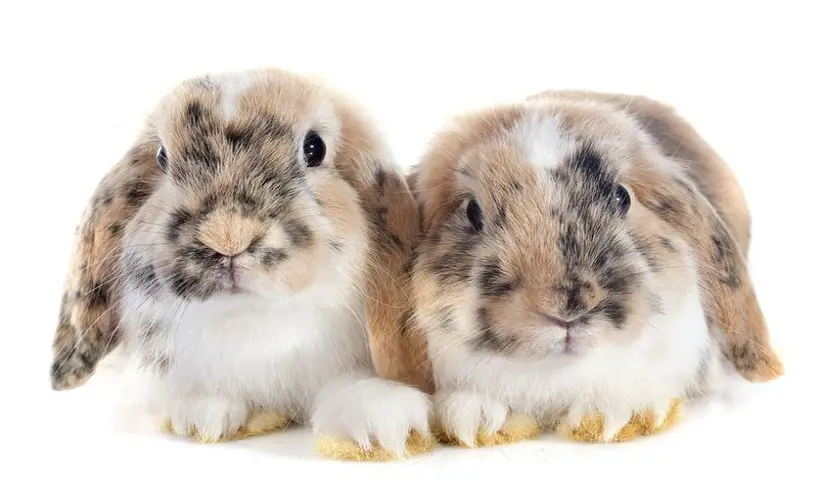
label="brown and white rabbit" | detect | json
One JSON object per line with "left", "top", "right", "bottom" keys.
{"left": 48, "top": 67, "right": 433, "bottom": 459}
{"left": 407, "top": 90, "right": 783, "bottom": 446}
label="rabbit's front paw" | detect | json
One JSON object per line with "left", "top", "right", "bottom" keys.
{"left": 160, "top": 395, "right": 248, "bottom": 443}
{"left": 558, "top": 397, "right": 684, "bottom": 443}
{"left": 231, "top": 409, "right": 291, "bottom": 440}
{"left": 312, "top": 376, "right": 435, "bottom": 461}
{"left": 433, "top": 390, "right": 539, "bottom": 447}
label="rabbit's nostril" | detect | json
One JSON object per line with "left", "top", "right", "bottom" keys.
{"left": 199, "top": 239, "right": 249, "bottom": 257}
{"left": 540, "top": 305, "right": 599, "bottom": 328}
{"left": 541, "top": 313, "right": 575, "bottom": 329}
{"left": 210, "top": 246, "right": 246, "bottom": 259}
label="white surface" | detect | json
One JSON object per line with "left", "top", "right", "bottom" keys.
{"left": 1, "top": 1, "right": 816, "bottom": 486}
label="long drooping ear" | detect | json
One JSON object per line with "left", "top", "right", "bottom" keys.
{"left": 638, "top": 175, "right": 783, "bottom": 383}
{"left": 347, "top": 159, "right": 433, "bottom": 394}
{"left": 698, "top": 207, "right": 784, "bottom": 382}
{"left": 326, "top": 94, "right": 433, "bottom": 393}
{"left": 50, "top": 134, "right": 160, "bottom": 390}
{"left": 594, "top": 90, "right": 783, "bottom": 382}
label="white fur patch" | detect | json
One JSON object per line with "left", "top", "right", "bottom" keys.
{"left": 162, "top": 393, "right": 248, "bottom": 441}
{"left": 513, "top": 115, "right": 570, "bottom": 170}
{"left": 122, "top": 281, "right": 372, "bottom": 420}
{"left": 311, "top": 375, "right": 432, "bottom": 456}
{"left": 205, "top": 72, "right": 256, "bottom": 120}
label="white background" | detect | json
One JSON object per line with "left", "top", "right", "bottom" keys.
{"left": 1, "top": 1, "right": 817, "bottom": 486}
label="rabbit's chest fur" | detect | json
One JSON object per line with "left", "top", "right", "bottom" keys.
{"left": 120, "top": 280, "right": 369, "bottom": 420}
{"left": 431, "top": 269, "right": 722, "bottom": 421}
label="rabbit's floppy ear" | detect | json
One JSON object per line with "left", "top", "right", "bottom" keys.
{"left": 639, "top": 176, "right": 783, "bottom": 382}
{"left": 696, "top": 196, "right": 783, "bottom": 382}
{"left": 601, "top": 91, "right": 783, "bottom": 382}
{"left": 50, "top": 134, "right": 161, "bottom": 390}
{"left": 340, "top": 157, "right": 433, "bottom": 394}
{"left": 327, "top": 97, "right": 432, "bottom": 393}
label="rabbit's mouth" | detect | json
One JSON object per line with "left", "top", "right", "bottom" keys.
{"left": 527, "top": 324, "right": 599, "bottom": 359}
{"left": 218, "top": 265, "right": 250, "bottom": 296}
{"left": 561, "top": 333, "right": 575, "bottom": 354}
{"left": 226, "top": 258, "right": 242, "bottom": 293}
{"left": 207, "top": 253, "right": 257, "bottom": 297}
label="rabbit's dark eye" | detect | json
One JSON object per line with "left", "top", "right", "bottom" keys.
{"left": 157, "top": 145, "right": 168, "bottom": 171}
{"left": 614, "top": 184, "right": 631, "bottom": 215}
{"left": 466, "top": 198, "right": 484, "bottom": 232}
{"left": 303, "top": 131, "right": 326, "bottom": 167}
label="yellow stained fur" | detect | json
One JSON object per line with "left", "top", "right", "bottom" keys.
{"left": 161, "top": 410, "right": 291, "bottom": 444}
{"left": 315, "top": 430, "right": 437, "bottom": 461}
{"left": 159, "top": 400, "right": 681, "bottom": 455}
{"left": 558, "top": 398, "right": 684, "bottom": 443}
{"left": 431, "top": 400, "right": 682, "bottom": 450}
{"left": 435, "top": 412, "right": 541, "bottom": 448}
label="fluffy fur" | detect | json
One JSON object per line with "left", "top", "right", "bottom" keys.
{"left": 408, "top": 90, "right": 783, "bottom": 446}
{"left": 49, "top": 67, "right": 432, "bottom": 459}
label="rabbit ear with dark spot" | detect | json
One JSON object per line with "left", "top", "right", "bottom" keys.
{"left": 349, "top": 162, "right": 433, "bottom": 394}
{"left": 697, "top": 202, "right": 783, "bottom": 382}
{"left": 50, "top": 134, "right": 160, "bottom": 390}
{"left": 642, "top": 179, "right": 783, "bottom": 383}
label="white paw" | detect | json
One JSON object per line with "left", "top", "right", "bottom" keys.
{"left": 562, "top": 396, "right": 681, "bottom": 442}
{"left": 311, "top": 376, "right": 432, "bottom": 457}
{"left": 434, "top": 390, "right": 508, "bottom": 446}
{"left": 164, "top": 395, "right": 248, "bottom": 442}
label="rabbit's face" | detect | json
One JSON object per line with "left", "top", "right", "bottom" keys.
{"left": 412, "top": 103, "right": 695, "bottom": 361}
{"left": 121, "top": 72, "right": 368, "bottom": 303}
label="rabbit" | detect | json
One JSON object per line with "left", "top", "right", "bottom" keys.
{"left": 48, "top": 67, "right": 434, "bottom": 460}
{"left": 406, "top": 89, "right": 784, "bottom": 446}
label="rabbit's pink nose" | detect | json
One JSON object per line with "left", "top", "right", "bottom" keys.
{"left": 196, "top": 209, "right": 264, "bottom": 257}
